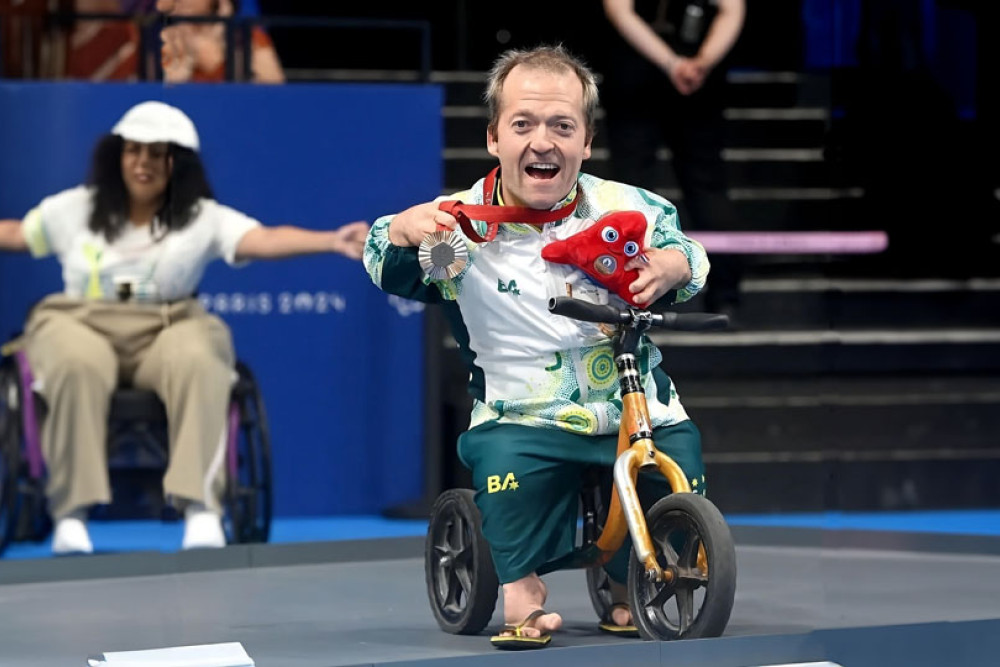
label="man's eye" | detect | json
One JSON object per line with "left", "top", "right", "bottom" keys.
{"left": 513, "top": 120, "right": 528, "bottom": 129}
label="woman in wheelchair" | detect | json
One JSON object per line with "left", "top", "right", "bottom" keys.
{"left": 0, "top": 100, "right": 368, "bottom": 555}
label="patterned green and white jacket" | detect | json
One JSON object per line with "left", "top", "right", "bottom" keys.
{"left": 364, "top": 172, "right": 710, "bottom": 435}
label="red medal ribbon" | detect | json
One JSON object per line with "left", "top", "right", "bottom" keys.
{"left": 437, "top": 167, "right": 578, "bottom": 243}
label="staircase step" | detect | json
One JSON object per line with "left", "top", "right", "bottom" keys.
{"left": 682, "top": 376, "right": 1000, "bottom": 455}
{"left": 680, "top": 278, "right": 1000, "bottom": 329}
{"left": 707, "top": 457, "right": 1000, "bottom": 513}
{"left": 681, "top": 375, "right": 1000, "bottom": 512}
{"left": 656, "top": 330, "right": 1000, "bottom": 376}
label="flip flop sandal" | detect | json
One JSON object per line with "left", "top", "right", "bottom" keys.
{"left": 598, "top": 602, "right": 640, "bottom": 637}
{"left": 491, "top": 609, "right": 553, "bottom": 650}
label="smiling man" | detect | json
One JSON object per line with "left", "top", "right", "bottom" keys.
{"left": 364, "top": 45, "right": 711, "bottom": 649}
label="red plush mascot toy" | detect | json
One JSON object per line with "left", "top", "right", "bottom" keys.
{"left": 541, "top": 210, "right": 649, "bottom": 307}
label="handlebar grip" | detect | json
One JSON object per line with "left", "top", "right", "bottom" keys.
{"left": 657, "top": 312, "right": 730, "bottom": 331}
{"left": 548, "top": 297, "right": 628, "bottom": 324}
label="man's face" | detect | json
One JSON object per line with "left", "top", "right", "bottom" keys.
{"left": 487, "top": 65, "right": 592, "bottom": 209}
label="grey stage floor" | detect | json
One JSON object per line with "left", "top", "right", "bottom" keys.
{"left": 2, "top": 530, "right": 1000, "bottom": 667}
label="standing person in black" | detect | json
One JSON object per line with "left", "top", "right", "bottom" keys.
{"left": 602, "top": 0, "right": 745, "bottom": 317}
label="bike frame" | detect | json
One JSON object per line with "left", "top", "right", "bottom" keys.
{"left": 589, "top": 315, "right": 690, "bottom": 584}
{"left": 539, "top": 298, "right": 725, "bottom": 582}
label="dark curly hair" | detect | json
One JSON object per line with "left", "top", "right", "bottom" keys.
{"left": 87, "top": 134, "right": 214, "bottom": 242}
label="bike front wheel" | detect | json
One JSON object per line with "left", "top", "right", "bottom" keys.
{"left": 627, "top": 493, "right": 736, "bottom": 640}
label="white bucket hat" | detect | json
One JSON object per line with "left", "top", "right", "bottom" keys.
{"left": 111, "top": 101, "right": 200, "bottom": 151}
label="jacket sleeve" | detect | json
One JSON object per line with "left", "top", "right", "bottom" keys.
{"left": 363, "top": 188, "right": 479, "bottom": 303}
{"left": 644, "top": 192, "right": 710, "bottom": 305}
{"left": 363, "top": 214, "right": 443, "bottom": 304}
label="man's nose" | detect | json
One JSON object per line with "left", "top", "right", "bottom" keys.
{"left": 529, "top": 127, "right": 555, "bottom": 153}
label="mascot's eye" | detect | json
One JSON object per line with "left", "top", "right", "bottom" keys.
{"left": 601, "top": 226, "right": 619, "bottom": 243}
{"left": 623, "top": 241, "right": 640, "bottom": 257}
{"left": 594, "top": 255, "right": 617, "bottom": 275}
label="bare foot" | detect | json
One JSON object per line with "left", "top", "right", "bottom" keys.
{"left": 501, "top": 573, "right": 563, "bottom": 638}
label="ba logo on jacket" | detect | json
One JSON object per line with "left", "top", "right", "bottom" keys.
{"left": 497, "top": 278, "right": 520, "bottom": 296}
{"left": 487, "top": 472, "right": 519, "bottom": 493}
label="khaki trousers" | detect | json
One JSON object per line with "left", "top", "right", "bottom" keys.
{"left": 23, "top": 294, "right": 235, "bottom": 519}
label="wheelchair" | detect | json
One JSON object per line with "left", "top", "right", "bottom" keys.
{"left": 0, "top": 345, "right": 273, "bottom": 557}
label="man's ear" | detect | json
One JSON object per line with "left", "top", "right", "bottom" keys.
{"left": 582, "top": 134, "right": 593, "bottom": 161}
{"left": 486, "top": 127, "right": 499, "bottom": 158}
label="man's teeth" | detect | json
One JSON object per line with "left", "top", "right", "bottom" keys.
{"left": 528, "top": 163, "right": 558, "bottom": 170}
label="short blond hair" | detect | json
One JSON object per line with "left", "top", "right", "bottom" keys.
{"left": 484, "top": 44, "right": 599, "bottom": 142}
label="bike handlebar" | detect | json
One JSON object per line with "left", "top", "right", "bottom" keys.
{"left": 548, "top": 297, "right": 730, "bottom": 331}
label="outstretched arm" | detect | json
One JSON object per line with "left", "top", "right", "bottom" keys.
{"left": 0, "top": 219, "right": 28, "bottom": 253}
{"left": 235, "top": 220, "right": 369, "bottom": 261}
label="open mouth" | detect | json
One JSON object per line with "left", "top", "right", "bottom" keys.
{"left": 525, "top": 163, "right": 560, "bottom": 180}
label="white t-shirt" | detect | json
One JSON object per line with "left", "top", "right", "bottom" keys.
{"left": 21, "top": 186, "right": 261, "bottom": 301}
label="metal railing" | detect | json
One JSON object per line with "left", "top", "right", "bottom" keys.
{"left": 0, "top": 11, "right": 432, "bottom": 83}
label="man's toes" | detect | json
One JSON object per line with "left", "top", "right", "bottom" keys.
{"left": 537, "top": 611, "right": 563, "bottom": 634}
{"left": 612, "top": 606, "right": 632, "bottom": 627}
{"left": 510, "top": 611, "right": 562, "bottom": 637}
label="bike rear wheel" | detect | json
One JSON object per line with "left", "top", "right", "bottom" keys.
{"left": 425, "top": 489, "right": 499, "bottom": 634}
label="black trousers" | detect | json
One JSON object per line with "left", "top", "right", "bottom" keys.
{"left": 602, "top": 55, "right": 743, "bottom": 308}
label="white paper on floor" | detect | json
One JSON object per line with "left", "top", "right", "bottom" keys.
{"left": 86, "top": 641, "right": 254, "bottom": 667}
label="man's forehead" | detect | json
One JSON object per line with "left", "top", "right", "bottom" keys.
{"left": 500, "top": 66, "right": 585, "bottom": 111}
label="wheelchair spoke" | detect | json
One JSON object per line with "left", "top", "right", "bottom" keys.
{"left": 433, "top": 514, "right": 475, "bottom": 612}
{"left": 436, "top": 568, "right": 452, "bottom": 605}
{"left": 451, "top": 520, "right": 469, "bottom": 556}
{"left": 454, "top": 562, "right": 474, "bottom": 598}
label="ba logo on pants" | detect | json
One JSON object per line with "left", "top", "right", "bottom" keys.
{"left": 487, "top": 472, "right": 519, "bottom": 493}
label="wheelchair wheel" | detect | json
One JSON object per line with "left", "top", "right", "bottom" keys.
{"left": 627, "top": 493, "right": 736, "bottom": 641}
{"left": 425, "top": 489, "right": 499, "bottom": 635}
{"left": 586, "top": 564, "right": 614, "bottom": 622}
{"left": 222, "top": 362, "right": 273, "bottom": 544}
{"left": 0, "top": 361, "right": 21, "bottom": 556}
{"left": 0, "top": 357, "right": 52, "bottom": 556}
{"left": 583, "top": 479, "right": 614, "bottom": 622}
